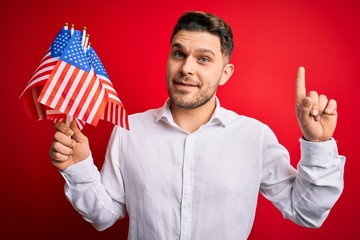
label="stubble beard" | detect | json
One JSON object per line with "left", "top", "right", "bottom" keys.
{"left": 167, "top": 77, "right": 220, "bottom": 110}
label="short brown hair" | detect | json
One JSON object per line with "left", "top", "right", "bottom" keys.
{"left": 170, "top": 11, "right": 234, "bottom": 59}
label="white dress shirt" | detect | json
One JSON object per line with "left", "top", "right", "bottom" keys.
{"left": 61, "top": 98, "right": 345, "bottom": 240}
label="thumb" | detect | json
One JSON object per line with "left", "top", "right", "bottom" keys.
{"left": 302, "top": 96, "right": 312, "bottom": 112}
{"left": 69, "top": 120, "right": 85, "bottom": 142}
{"left": 298, "top": 96, "right": 313, "bottom": 124}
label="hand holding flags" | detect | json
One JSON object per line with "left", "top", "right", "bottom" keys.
{"left": 20, "top": 23, "right": 129, "bottom": 130}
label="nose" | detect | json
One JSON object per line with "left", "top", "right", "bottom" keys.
{"left": 181, "top": 57, "right": 195, "bottom": 76}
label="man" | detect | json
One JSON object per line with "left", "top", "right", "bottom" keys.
{"left": 50, "top": 11, "right": 345, "bottom": 239}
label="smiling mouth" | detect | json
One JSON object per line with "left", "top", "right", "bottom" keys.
{"left": 174, "top": 81, "right": 199, "bottom": 88}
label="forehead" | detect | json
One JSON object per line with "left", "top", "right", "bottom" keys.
{"left": 171, "top": 30, "right": 222, "bottom": 54}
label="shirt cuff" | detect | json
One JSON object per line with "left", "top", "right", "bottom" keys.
{"left": 299, "top": 138, "right": 340, "bottom": 166}
{"left": 60, "top": 153, "right": 99, "bottom": 185}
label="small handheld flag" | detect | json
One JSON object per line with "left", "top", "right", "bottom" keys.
{"left": 20, "top": 23, "right": 129, "bottom": 130}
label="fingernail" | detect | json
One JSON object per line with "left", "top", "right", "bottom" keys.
{"left": 311, "top": 108, "right": 318, "bottom": 116}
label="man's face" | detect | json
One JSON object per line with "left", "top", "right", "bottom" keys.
{"left": 166, "top": 30, "right": 228, "bottom": 109}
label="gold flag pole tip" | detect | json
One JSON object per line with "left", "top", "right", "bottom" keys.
{"left": 63, "top": 22, "right": 69, "bottom": 30}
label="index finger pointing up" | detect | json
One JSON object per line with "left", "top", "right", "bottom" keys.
{"left": 296, "top": 66, "right": 306, "bottom": 104}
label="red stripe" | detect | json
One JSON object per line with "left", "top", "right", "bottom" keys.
{"left": 90, "top": 92, "right": 108, "bottom": 126}
{"left": 63, "top": 69, "right": 88, "bottom": 114}
{"left": 72, "top": 72, "right": 97, "bottom": 119}
{"left": 54, "top": 67, "right": 80, "bottom": 111}
{"left": 38, "top": 61, "right": 67, "bottom": 106}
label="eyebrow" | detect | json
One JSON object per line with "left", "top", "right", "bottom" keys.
{"left": 171, "top": 42, "right": 216, "bottom": 57}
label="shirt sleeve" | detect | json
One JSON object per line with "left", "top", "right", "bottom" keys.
{"left": 260, "top": 126, "right": 345, "bottom": 228}
{"left": 60, "top": 127, "right": 127, "bottom": 231}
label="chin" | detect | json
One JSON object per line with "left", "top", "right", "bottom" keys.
{"left": 170, "top": 95, "right": 211, "bottom": 110}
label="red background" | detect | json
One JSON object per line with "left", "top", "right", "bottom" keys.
{"left": 1, "top": 0, "right": 358, "bottom": 239}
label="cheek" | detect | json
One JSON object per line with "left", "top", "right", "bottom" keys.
{"left": 166, "top": 60, "right": 177, "bottom": 78}
{"left": 199, "top": 67, "right": 222, "bottom": 85}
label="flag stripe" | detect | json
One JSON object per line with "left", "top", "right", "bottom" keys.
{"left": 62, "top": 70, "right": 89, "bottom": 114}
{"left": 86, "top": 84, "right": 107, "bottom": 125}
{"left": 59, "top": 70, "right": 84, "bottom": 113}
{"left": 38, "top": 61, "right": 66, "bottom": 104}
{"left": 32, "top": 88, "right": 44, "bottom": 120}
{"left": 21, "top": 56, "right": 59, "bottom": 96}
{"left": 78, "top": 76, "right": 101, "bottom": 121}
{"left": 50, "top": 65, "right": 77, "bottom": 109}
{"left": 69, "top": 68, "right": 95, "bottom": 117}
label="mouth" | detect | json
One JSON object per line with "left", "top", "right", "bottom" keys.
{"left": 173, "top": 81, "right": 200, "bottom": 93}
{"left": 175, "top": 81, "right": 199, "bottom": 87}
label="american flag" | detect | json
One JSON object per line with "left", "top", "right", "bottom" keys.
{"left": 37, "top": 30, "right": 108, "bottom": 126}
{"left": 87, "top": 46, "right": 129, "bottom": 129}
{"left": 20, "top": 27, "right": 71, "bottom": 121}
{"left": 21, "top": 24, "right": 129, "bottom": 130}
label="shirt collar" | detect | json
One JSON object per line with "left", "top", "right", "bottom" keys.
{"left": 155, "top": 97, "right": 229, "bottom": 128}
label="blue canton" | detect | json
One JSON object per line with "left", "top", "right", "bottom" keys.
{"left": 60, "top": 30, "right": 91, "bottom": 72}
{"left": 51, "top": 29, "right": 71, "bottom": 57}
{"left": 87, "top": 46, "right": 109, "bottom": 78}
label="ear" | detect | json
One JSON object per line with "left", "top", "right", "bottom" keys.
{"left": 219, "top": 63, "right": 234, "bottom": 86}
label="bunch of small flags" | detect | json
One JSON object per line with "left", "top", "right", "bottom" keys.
{"left": 20, "top": 23, "right": 129, "bottom": 130}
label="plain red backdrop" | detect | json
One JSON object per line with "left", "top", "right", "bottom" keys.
{"left": 1, "top": 0, "right": 358, "bottom": 239}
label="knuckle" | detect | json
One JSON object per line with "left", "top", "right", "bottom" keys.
{"left": 53, "top": 152, "right": 66, "bottom": 162}
{"left": 54, "top": 131, "right": 63, "bottom": 141}
{"left": 53, "top": 141, "right": 62, "bottom": 151}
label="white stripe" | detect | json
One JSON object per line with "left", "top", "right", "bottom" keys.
{"left": 98, "top": 75, "right": 111, "bottom": 83}
{"left": 102, "top": 84, "right": 117, "bottom": 94}
{"left": 29, "top": 57, "right": 58, "bottom": 82}
{"left": 86, "top": 85, "right": 106, "bottom": 124}
{"left": 106, "top": 102, "right": 111, "bottom": 120}
{"left": 78, "top": 77, "right": 100, "bottom": 119}
{"left": 30, "top": 65, "right": 56, "bottom": 82}
{"left": 69, "top": 70, "right": 94, "bottom": 116}
{"left": 46, "top": 109, "right": 64, "bottom": 114}
{"left": 31, "top": 56, "right": 58, "bottom": 75}
{"left": 117, "top": 105, "right": 121, "bottom": 125}
{"left": 50, "top": 65, "right": 76, "bottom": 108}
{"left": 107, "top": 94, "right": 121, "bottom": 103}
{"left": 21, "top": 58, "right": 59, "bottom": 96}
{"left": 122, "top": 108, "right": 127, "bottom": 128}
{"left": 20, "top": 74, "right": 50, "bottom": 97}
{"left": 59, "top": 70, "right": 84, "bottom": 112}
{"left": 39, "top": 61, "right": 67, "bottom": 104}
{"left": 31, "top": 51, "right": 51, "bottom": 72}
{"left": 112, "top": 102, "right": 116, "bottom": 124}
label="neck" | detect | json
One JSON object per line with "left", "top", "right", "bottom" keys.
{"left": 170, "top": 97, "right": 217, "bottom": 133}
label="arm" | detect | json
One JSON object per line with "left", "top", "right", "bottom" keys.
{"left": 260, "top": 67, "right": 345, "bottom": 227}
{"left": 50, "top": 121, "right": 126, "bottom": 230}
{"left": 260, "top": 133, "right": 344, "bottom": 228}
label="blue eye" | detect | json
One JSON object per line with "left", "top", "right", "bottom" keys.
{"left": 173, "top": 51, "right": 185, "bottom": 58}
{"left": 199, "top": 57, "right": 210, "bottom": 63}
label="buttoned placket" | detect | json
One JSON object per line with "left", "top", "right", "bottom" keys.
{"left": 180, "top": 133, "right": 197, "bottom": 240}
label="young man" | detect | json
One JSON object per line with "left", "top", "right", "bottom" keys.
{"left": 50, "top": 11, "right": 345, "bottom": 239}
